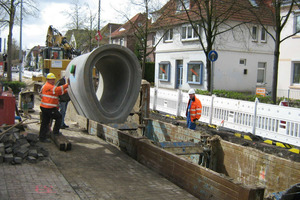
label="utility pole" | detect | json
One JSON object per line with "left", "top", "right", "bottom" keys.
{"left": 98, "top": 0, "right": 101, "bottom": 47}
{"left": 19, "top": 0, "right": 23, "bottom": 82}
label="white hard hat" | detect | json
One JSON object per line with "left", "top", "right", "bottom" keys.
{"left": 188, "top": 89, "right": 195, "bottom": 94}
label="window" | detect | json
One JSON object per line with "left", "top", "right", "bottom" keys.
{"left": 252, "top": 26, "right": 258, "bottom": 41}
{"left": 159, "top": 62, "right": 170, "bottom": 81}
{"left": 261, "top": 27, "right": 267, "bottom": 42}
{"left": 120, "top": 38, "right": 124, "bottom": 46}
{"left": 181, "top": 25, "right": 200, "bottom": 40}
{"left": 240, "top": 59, "right": 246, "bottom": 65}
{"left": 295, "top": 14, "right": 300, "bottom": 33}
{"left": 293, "top": 63, "right": 300, "bottom": 84}
{"left": 257, "top": 62, "right": 266, "bottom": 83}
{"left": 187, "top": 62, "right": 203, "bottom": 84}
{"left": 164, "top": 29, "right": 173, "bottom": 42}
{"left": 176, "top": 0, "right": 190, "bottom": 12}
{"left": 152, "top": 35, "right": 156, "bottom": 46}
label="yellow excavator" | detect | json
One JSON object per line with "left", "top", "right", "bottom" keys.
{"left": 33, "top": 25, "right": 80, "bottom": 82}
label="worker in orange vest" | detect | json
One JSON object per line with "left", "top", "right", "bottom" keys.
{"left": 186, "top": 89, "right": 202, "bottom": 130}
{"left": 39, "top": 73, "right": 69, "bottom": 143}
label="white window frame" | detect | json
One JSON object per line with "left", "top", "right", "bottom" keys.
{"left": 176, "top": 0, "right": 190, "bottom": 13}
{"left": 292, "top": 62, "right": 300, "bottom": 85}
{"left": 187, "top": 61, "right": 203, "bottom": 84}
{"left": 163, "top": 29, "right": 173, "bottom": 42}
{"left": 257, "top": 62, "right": 266, "bottom": 84}
{"left": 252, "top": 26, "right": 258, "bottom": 41}
{"left": 120, "top": 38, "right": 124, "bottom": 46}
{"left": 159, "top": 62, "right": 170, "bottom": 81}
{"left": 181, "top": 25, "right": 200, "bottom": 41}
{"left": 294, "top": 13, "right": 300, "bottom": 34}
{"left": 261, "top": 27, "right": 267, "bottom": 42}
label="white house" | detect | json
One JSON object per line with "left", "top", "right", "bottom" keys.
{"left": 152, "top": 0, "right": 275, "bottom": 94}
{"left": 278, "top": 3, "right": 300, "bottom": 99}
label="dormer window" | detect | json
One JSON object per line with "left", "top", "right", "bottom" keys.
{"left": 163, "top": 29, "right": 173, "bottom": 42}
{"left": 176, "top": 0, "right": 190, "bottom": 12}
{"left": 295, "top": 14, "right": 300, "bottom": 33}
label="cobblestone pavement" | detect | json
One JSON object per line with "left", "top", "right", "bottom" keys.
{"left": 0, "top": 119, "right": 198, "bottom": 200}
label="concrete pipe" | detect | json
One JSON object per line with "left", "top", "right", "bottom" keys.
{"left": 65, "top": 44, "right": 142, "bottom": 123}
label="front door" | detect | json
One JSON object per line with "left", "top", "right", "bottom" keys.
{"left": 176, "top": 60, "right": 183, "bottom": 89}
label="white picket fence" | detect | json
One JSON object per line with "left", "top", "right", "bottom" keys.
{"left": 150, "top": 88, "right": 300, "bottom": 147}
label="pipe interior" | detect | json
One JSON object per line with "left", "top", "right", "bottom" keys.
{"left": 94, "top": 55, "right": 130, "bottom": 114}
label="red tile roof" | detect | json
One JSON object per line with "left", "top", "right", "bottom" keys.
{"left": 111, "top": 13, "right": 148, "bottom": 38}
{"left": 151, "top": 0, "right": 274, "bottom": 29}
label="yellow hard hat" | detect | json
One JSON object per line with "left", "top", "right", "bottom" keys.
{"left": 46, "top": 73, "right": 56, "bottom": 79}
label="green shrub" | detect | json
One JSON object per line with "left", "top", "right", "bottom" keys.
{"left": 2, "top": 81, "right": 26, "bottom": 95}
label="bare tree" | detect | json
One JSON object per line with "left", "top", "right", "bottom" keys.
{"left": 174, "top": 0, "right": 261, "bottom": 93}
{"left": 251, "top": 0, "right": 300, "bottom": 104}
{"left": 0, "top": 0, "right": 37, "bottom": 81}
{"left": 63, "top": 0, "right": 86, "bottom": 30}
{"left": 117, "top": 0, "right": 170, "bottom": 79}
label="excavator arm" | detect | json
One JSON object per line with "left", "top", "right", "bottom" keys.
{"left": 46, "top": 25, "right": 81, "bottom": 59}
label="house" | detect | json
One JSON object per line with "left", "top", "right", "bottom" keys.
{"left": 278, "top": 3, "right": 300, "bottom": 99}
{"left": 100, "top": 23, "right": 122, "bottom": 45}
{"left": 110, "top": 13, "right": 156, "bottom": 62}
{"left": 151, "top": 0, "right": 275, "bottom": 93}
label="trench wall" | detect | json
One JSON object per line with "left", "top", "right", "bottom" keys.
{"left": 86, "top": 119, "right": 264, "bottom": 200}
{"left": 146, "top": 119, "right": 300, "bottom": 198}
{"left": 217, "top": 140, "right": 300, "bottom": 196}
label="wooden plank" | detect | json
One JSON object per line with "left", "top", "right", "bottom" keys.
{"left": 50, "top": 133, "right": 72, "bottom": 151}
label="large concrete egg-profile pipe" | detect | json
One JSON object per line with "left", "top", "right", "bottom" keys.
{"left": 65, "top": 44, "right": 142, "bottom": 123}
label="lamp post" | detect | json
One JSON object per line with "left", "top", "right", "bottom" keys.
{"left": 19, "top": 0, "right": 23, "bottom": 82}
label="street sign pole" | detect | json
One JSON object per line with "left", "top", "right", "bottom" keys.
{"left": 208, "top": 50, "right": 218, "bottom": 93}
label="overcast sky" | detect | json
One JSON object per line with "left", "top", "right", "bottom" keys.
{"left": 0, "top": 0, "right": 167, "bottom": 51}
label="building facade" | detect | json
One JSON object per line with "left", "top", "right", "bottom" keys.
{"left": 152, "top": 0, "right": 275, "bottom": 93}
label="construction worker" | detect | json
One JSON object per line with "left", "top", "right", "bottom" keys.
{"left": 56, "top": 75, "right": 70, "bottom": 129}
{"left": 186, "top": 89, "right": 202, "bottom": 130}
{"left": 39, "top": 73, "right": 69, "bottom": 143}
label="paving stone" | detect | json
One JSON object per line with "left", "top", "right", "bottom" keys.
{"left": 16, "top": 147, "right": 29, "bottom": 159}
{"left": 5, "top": 147, "right": 12, "bottom": 154}
{"left": 4, "top": 143, "right": 12, "bottom": 149}
{"left": 0, "top": 143, "right": 4, "bottom": 154}
{"left": 26, "top": 133, "right": 39, "bottom": 142}
{"left": 17, "top": 138, "right": 29, "bottom": 146}
{"left": 4, "top": 154, "right": 14, "bottom": 163}
{"left": 0, "top": 152, "right": 3, "bottom": 163}
{"left": 27, "top": 156, "right": 37, "bottom": 163}
{"left": 13, "top": 132, "right": 20, "bottom": 140}
{"left": 13, "top": 157, "right": 23, "bottom": 164}
{"left": 37, "top": 153, "right": 44, "bottom": 160}
{"left": 28, "top": 149, "right": 38, "bottom": 158}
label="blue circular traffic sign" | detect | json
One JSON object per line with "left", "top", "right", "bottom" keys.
{"left": 208, "top": 50, "right": 218, "bottom": 62}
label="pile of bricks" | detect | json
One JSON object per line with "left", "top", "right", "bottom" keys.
{"left": 0, "top": 127, "right": 49, "bottom": 164}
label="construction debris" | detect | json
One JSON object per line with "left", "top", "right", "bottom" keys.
{"left": 0, "top": 124, "right": 48, "bottom": 165}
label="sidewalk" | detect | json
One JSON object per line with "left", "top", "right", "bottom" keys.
{"left": 0, "top": 109, "right": 198, "bottom": 199}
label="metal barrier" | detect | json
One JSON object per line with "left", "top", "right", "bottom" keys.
{"left": 150, "top": 88, "right": 300, "bottom": 147}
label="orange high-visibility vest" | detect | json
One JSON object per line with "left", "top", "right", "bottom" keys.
{"left": 186, "top": 96, "right": 202, "bottom": 122}
{"left": 40, "top": 81, "right": 68, "bottom": 109}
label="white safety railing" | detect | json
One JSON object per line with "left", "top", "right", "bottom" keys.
{"left": 150, "top": 88, "right": 300, "bottom": 147}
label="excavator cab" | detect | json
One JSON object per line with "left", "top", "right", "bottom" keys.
{"left": 41, "top": 47, "right": 71, "bottom": 81}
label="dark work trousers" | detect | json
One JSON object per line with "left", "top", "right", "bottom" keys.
{"left": 39, "top": 106, "right": 62, "bottom": 140}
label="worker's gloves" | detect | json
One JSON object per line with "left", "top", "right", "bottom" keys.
{"left": 193, "top": 119, "right": 197, "bottom": 123}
